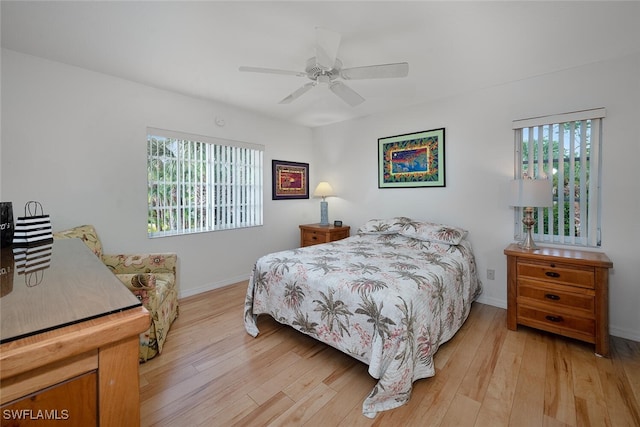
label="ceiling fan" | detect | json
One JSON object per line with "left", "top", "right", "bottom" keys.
{"left": 239, "top": 28, "right": 409, "bottom": 107}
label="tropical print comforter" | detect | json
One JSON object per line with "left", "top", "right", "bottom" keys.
{"left": 244, "top": 232, "right": 482, "bottom": 417}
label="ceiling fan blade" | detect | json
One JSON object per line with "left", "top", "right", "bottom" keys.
{"left": 315, "top": 27, "right": 341, "bottom": 70}
{"left": 329, "top": 81, "right": 365, "bottom": 106}
{"left": 239, "top": 66, "right": 307, "bottom": 78}
{"left": 341, "top": 62, "right": 409, "bottom": 80}
{"left": 279, "top": 82, "right": 316, "bottom": 104}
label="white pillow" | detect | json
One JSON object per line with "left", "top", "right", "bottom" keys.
{"left": 400, "top": 221, "right": 467, "bottom": 245}
{"left": 357, "top": 217, "right": 413, "bottom": 235}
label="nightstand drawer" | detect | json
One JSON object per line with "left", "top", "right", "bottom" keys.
{"left": 302, "top": 230, "right": 326, "bottom": 246}
{"left": 327, "top": 229, "right": 349, "bottom": 240}
{"left": 299, "top": 224, "right": 350, "bottom": 247}
{"left": 517, "top": 260, "right": 595, "bottom": 289}
{"left": 517, "top": 305, "right": 595, "bottom": 341}
{"left": 517, "top": 279, "right": 595, "bottom": 314}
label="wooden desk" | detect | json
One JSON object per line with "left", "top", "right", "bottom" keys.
{"left": 1, "top": 239, "right": 150, "bottom": 426}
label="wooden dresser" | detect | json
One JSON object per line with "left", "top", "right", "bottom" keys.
{"left": 299, "top": 223, "right": 350, "bottom": 247}
{"left": 504, "top": 243, "right": 612, "bottom": 357}
{"left": 1, "top": 239, "right": 150, "bottom": 426}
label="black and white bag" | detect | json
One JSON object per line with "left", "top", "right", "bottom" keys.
{"left": 13, "top": 243, "right": 52, "bottom": 287}
{"left": 13, "top": 242, "right": 53, "bottom": 274}
{"left": 12, "top": 201, "right": 54, "bottom": 247}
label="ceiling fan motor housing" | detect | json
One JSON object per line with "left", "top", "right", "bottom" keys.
{"left": 306, "top": 57, "right": 342, "bottom": 82}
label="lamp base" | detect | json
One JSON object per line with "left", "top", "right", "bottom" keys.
{"left": 518, "top": 207, "right": 539, "bottom": 250}
{"left": 319, "top": 201, "right": 329, "bottom": 226}
{"left": 518, "top": 231, "right": 539, "bottom": 250}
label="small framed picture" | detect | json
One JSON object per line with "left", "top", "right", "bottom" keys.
{"left": 378, "top": 128, "right": 445, "bottom": 188}
{"left": 272, "top": 160, "right": 309, "bottom": 200}
{"left": 333, "top": 220, "right": 343, "bottom": 227}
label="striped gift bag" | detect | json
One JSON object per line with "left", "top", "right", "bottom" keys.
{"left": 12, "top": 201, "right": 54, "bottom": 247}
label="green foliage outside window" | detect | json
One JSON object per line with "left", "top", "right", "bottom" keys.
{"left": 147, "top": 136, "right": 209, "bottom": 235}
{"left": 147, "top": 132, "right": 263, "bottom": 237}
{"left": 520, "top": 121, "right": 591, "bottom": 238}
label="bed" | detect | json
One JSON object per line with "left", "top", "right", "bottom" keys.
{"left": 243, "top": 217, "right": 482, "bottom": 417}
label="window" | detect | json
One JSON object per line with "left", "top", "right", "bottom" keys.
{"left": 513, "top": 108, "right": 605, "bottom": 247}
{"left": 147, "top": 128, "right": 263, "bottom": 238}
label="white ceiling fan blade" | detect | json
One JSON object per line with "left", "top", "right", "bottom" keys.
{"left": 279, "top": 82, "right": 316, "bottom": 104}
{"left": 341, "top": 62, "right": 409, "bottom": 80}
{"left": 329, "top": 81, "right": 365, "bottom": 106}
{"left": 239, "top": 66, "right": 307, "bottom": 78}
{"left": 315, "top": 27, "right": 341, "bottom": 70}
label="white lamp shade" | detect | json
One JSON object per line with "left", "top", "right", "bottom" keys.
{"left": 313, "top": 182, "right": 335, "bottom": 198}
{"left": 510, "top": 179, "right": 553, "bottom": 207}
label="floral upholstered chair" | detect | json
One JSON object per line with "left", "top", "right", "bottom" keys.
{"left": 53, "top": 225, "right": 178, "bottom": 362}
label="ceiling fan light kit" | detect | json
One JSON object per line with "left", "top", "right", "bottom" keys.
{"left": 239, "top": 28, "right": 409, "bottom": 107}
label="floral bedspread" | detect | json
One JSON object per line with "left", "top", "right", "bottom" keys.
{"left": 244, "top": 233, "right": 482, "bottom": 417}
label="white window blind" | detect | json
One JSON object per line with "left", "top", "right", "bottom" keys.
{"left": 147, "top": 128, "right": 263, "bottom": 237}
{"left": 513, "top": 108, "right": 605, "bottom": 247}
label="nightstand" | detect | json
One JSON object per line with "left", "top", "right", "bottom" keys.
{"left": 504, "top": 243, "right": 613, "bottom": 356}
{"left": 299, "top": 223, "right": 350, "bottom": 247}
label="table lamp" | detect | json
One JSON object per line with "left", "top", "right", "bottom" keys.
{"left": 313, "top": 182, "right": 334, "bottom": 226}
{"left": 510, "top": 178, "right": 553, "bottom": 250}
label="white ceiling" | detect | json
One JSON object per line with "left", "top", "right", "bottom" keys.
{"left": 2, "top": 1, "right": 639, "bottom": 128}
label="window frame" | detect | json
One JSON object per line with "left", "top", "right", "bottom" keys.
{"left": 512, "top": 108, "right": 605, "bottom": 247}
{"left": 147, "top": 127, "right": 264, "bottom": 238}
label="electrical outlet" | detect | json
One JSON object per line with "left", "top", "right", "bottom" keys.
{"left": 487, "top": 269, "right": 495, "bottom": 280}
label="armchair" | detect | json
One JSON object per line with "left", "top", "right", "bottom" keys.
{"left": 53, "top": 225, "right": 178, "bottom": 362}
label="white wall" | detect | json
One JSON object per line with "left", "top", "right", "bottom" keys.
{"left": 1, "top": 49, "right": 316, "bottom": 297}
{"left": 2, "top": 48, "right": 638, "bottom": 341}
{"left": 312, "top": 53, "right": 640, "bottom": 341}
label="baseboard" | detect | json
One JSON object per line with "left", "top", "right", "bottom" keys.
{"left": 609, "top": 326, "right": 640, "bottom": 342}
{"left": 178, "top": 274, "right": 250, "bottom": 299}
{"left": 475, "top": 295, "right": 507, "bottom": 310}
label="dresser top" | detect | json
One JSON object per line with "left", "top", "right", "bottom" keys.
{"left": 299, "top": 223, "right": 350, "bottom": 231}
{"left": 1, "top": 239, "right": 141, "bottom": 344}
{"left": 504, "top": 243, "right": 613, "bottom": 268}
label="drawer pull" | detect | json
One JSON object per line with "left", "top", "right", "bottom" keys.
{"left": 545, "top": 315, "right": 563, "bottom": 323}
{"left": 545, "top": 271, "right": 560, "bottom": 278}
{"left": 312, "top": 236, "right": 317, "bottom": 240}
{"left": 544, "top": 293, "right": 560, "bottom": 301}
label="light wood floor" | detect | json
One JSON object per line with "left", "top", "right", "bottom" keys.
{"left": 139, "top": 281, "right": 640, "bottom": 426}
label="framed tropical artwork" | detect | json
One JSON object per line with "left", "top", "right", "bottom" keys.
{"left": 378, "top": 128, "right": 445, "bottom": 188}
{"left": 272, "top": 160, "right": 309, "bottom": 200}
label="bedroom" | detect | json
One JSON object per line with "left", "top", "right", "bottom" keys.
{"left": 1, "top": 1, "right": 639, "bottom": 425}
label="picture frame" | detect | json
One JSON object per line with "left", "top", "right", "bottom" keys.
{"left": 272, "top": 160, "right": 309, "bottom": 200}
{"left": 378, "top": 128, "right": 445, "bottom": 188}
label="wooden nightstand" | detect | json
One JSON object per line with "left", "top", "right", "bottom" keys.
{"left": 299, "top": 223, "right": 350, "bottom": 247}
{"left": 504, "top": 243, "right": 613, "bottom": 356}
